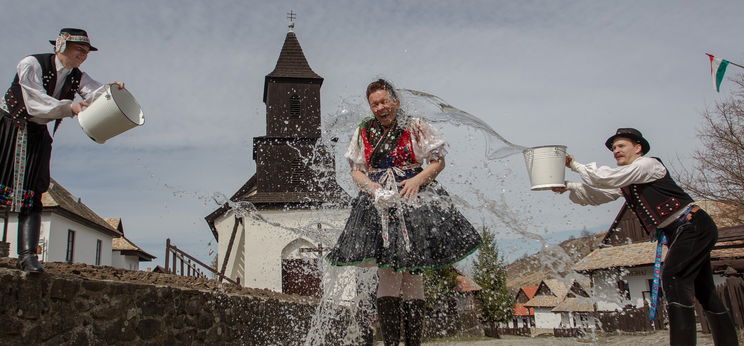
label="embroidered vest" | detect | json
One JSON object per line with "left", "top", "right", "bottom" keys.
{"left": 620, "top": 157, "right": 694, "bottom": 232}
{"left": 3, "top": 53, "right": 81, "bottom": 131}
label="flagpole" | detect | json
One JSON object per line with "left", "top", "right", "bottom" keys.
{"left": 707, "top": 53, "right": 744, "bottom": 70}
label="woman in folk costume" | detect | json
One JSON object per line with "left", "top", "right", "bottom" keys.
{"left": 327, "top": 79, "right": 482, "bottom": 346}
{"left": 0, "top": 28, "right": 123, "bottom": 272}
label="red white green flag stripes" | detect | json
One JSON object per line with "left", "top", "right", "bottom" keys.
{"left": 707, "top": 54, "right": 730, "bottom": 92}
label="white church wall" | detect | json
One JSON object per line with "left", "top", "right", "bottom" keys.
{"left": 214, "top": 210, "right": 245, "bottom": 282}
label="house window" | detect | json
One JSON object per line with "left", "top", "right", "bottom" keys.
{"left": 65, "top": 230, "right": 75, "bottom": 263}
{"left": 617, "top": 279, "right": 631, "bottom": 300}
{"left": 95, "top": 239, "right": 102, "bottom": 265}
{"left": 289, "top": 94, "right": 301, "bottom": 117}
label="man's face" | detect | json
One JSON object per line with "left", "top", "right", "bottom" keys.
{"left": 58, "top": 43, "right": 90, "bottom": 68}
{"left": 368, "top": 89, "right": 400, "bottom": 128}
{"left": 612, "top": 137, "right": 643, "bottom": 166}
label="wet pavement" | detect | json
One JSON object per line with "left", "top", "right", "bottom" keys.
{"left": 415, "top": 329, "right": 744, "bottom": 345}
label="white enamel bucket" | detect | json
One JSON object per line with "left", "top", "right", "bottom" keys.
{"left": 78, "top": 85, "right": 144, "bottom": 144}
{"left": 523, "top": 145, "right": 567, "bottom": 190}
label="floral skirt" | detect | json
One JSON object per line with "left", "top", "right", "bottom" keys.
{"left": 327, "top": 181, "right": 482, "bottom": 272}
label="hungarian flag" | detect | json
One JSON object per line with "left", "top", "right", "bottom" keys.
{"left": 707, "top": 54, "right": 729, "bottom": 92}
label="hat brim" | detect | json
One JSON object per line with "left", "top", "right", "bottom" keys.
{"left": 49, "top": 40, "right": 98, "bottom": 51}
{"left": 605, "top": 134, "right": 650, "bottom": 154}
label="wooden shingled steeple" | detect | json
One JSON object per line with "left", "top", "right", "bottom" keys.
{"left": 206, "top": 20, "right": 348, "bottom": 235}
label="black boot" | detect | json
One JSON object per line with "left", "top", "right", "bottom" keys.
{"left": 402, "top": 299, "right": 425, "bottom": 346}
{"left": 705, "top": 309, "right": 739, "bottom": 346}
{"left": 16, "top": 210, "right": 44, "bottom": 272}
{"left": 668, "top": 303, "right": 697, "bottom": 346}
{"left": 377, "top": 296, "right": 401, "bottom": 346}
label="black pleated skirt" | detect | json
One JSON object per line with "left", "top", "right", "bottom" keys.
{"left": 327, "top": 180, "right": 482, "bottom": 272}
{"left": 0, "top": 113, "right": 52, "bottom": 208}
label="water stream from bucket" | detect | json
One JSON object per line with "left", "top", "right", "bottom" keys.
{"left": 159, "top": 88, "right": 608, "bottom": 343}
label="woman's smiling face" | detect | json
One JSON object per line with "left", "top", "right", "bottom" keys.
{"left": 368, "top": 89, "right": 399, "bottom": 128}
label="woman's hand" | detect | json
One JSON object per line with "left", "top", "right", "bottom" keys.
{"left": 366, "top": 182, "right": 383, "bottom": 196}
{"left": 109, "top": 81, "right": 125, "bottom": 89}
{"left": 399, "top": 176, "right": 424, "bottom": 199}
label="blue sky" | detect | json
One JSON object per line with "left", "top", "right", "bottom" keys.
{"left": 2, "top": 0, "right": 743, "bottom": 265}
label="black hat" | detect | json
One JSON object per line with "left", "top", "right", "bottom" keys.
{"left": 605, "top": 128, "right": 650, "bottom": 154}
{"left": 49, "top": 28, "right": 98, "bottom": 52}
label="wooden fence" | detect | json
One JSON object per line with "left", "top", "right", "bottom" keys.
{"left": 164, "top": 238, "right": 239, "bottom": 285}
{"left": 497, "top": 327, "right": 530, "bottom": 336}
{"left": 553, "top": 328, "right": 586, "bottom": 337}
{"left": 596, "top": 304, "right": 665, "bottom": 333}
{"left": 697, "top": 275, "right": 744, "bottom": 333}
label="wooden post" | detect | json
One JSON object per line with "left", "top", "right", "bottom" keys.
{"left": 219, "top": 216, "right": 242, "bottom": 282}
{"left": 164, "top": 238, "right": 171, "bottom": 273}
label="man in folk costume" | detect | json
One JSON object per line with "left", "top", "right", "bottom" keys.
{"left": 553, "top": 128, "right": 738, "bottom": 345}
{"left": 0, "top": 28, "right": 123, "bottom": 272}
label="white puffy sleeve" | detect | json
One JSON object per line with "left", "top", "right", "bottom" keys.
{"left": 344, "top": 126, "right": 367, "bottom": 172}
{"left": 78, "top": 72, "right": 106, "bottom": 104}
{"left": 410, "top": 117, "right": 448, "bottom": 163}
{"left": 17, "top": 57, "right": 74, "bottom": 123}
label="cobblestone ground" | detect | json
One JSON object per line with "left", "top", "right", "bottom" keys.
{"left": 414, "top": 329, "right": 744, "bottom": 345}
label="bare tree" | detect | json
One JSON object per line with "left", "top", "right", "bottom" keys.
{"left": 677, "top": 74, "right": 744, "bottom": 226}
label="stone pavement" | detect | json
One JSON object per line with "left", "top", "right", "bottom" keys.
{"left": 415, "top": 329, "right": 744, "bottom": 345}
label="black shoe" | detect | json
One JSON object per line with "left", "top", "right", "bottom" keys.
{"left": 377, "top": 296, "right": 402, "bottom": 346}
{"left": 17, "top": 254, "right": 45, "bottom": 272}
{"left": 402, "top": 299, "right": 425, "bottom": 346}
{"left": 667, "top": 303, "right": 697, "bottom": 346}
{"left": 705, "top": 309, "right": 739, "bottom": 346}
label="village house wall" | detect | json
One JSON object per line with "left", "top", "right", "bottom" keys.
{"left": 2, "top": 212, "right": 113, "bottom": 266}
{"left": 46, "top": 212, "right": 113, "bottom": 266}
{"left": 112, "top": 252, "right": 140, "bottom": 270}
{"left": 534, "top": 307, "right": 561, "bottom": 329}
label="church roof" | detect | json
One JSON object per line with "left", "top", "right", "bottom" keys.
{"left": 266, "top": 32, "right": 322, "bottom": 80}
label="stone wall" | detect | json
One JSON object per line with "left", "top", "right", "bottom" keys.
{"left": 0, "top": 265, "right": 346, "bottom": 345}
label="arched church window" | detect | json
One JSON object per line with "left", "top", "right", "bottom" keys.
{"left": 289, "top": 94, "right": 301, "bottom": 117}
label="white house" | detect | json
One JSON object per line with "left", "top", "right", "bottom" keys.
{"left": 107, "top": 218, "right": 156, "bottom": 271}
{"left": 205, "top": 26, "right": 355, "bottom": 298}
{"left": 574, "top": 203, "right": 744, "bottom": 313}
{"left": 2, "top": 178, "right": 121, "bottom": 266}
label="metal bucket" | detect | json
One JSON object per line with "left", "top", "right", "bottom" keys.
{"left": 78, "top": 85, "right": 144, "bottom": 144}
{"left": 523, "top": 145, "right": 567, "bottom": 190}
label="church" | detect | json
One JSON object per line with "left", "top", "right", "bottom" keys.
{"left": 205, "top": 21, "right": 352, "bottom": 297}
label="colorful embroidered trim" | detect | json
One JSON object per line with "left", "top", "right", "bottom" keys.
{"left": 0, "top": 184, "right": 34, "bottom": 208}
{"left": 11, "top": 121, "right": 28, "bottom": 212}
{"left": 55, "top": 32, "right": 90, "bottom": 53}
{"left": 649, "top": 230, "right": 667, "bottom": 322}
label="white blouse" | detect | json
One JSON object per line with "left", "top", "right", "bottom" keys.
{"left": 16, "top": 55, "right": 105, "bottom": 124}
{"left": 345, "top": 117, "right": 448, "bottom": 172}
{"left": 566, "top": 156, "right": 667, "bottom": 206}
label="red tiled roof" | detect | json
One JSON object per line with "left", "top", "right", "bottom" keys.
{"left": 514, "top": 303, "right": 534, "bottom": 316}
{"left": 522, "top": 285, "right": 538, "bottom": 299}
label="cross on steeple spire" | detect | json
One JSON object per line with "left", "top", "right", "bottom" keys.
{"left": 287, "top": 10, "right": 296, "bottom": 32}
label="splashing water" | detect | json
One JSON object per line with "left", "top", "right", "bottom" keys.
{"left": 151, "top": 86, "right": 607, "bottom": 343}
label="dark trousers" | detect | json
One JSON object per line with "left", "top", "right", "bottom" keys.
{"left": 661, "top": 209, "right": 726, "bottom": 312}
